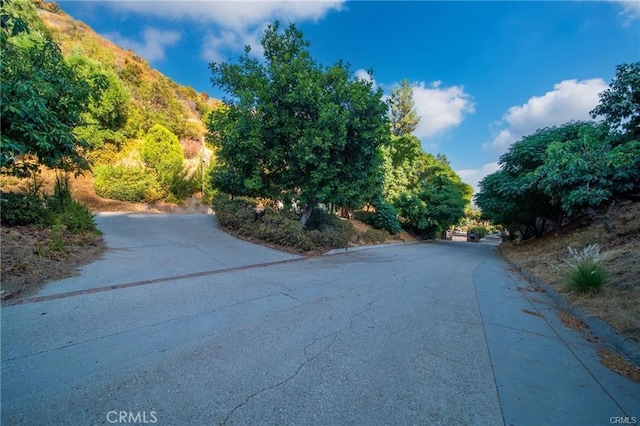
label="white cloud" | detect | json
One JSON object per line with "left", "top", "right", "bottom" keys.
{"left": 102, "top": 0, "right": 345, "bottom": 62}
{"left": 411, "top": 81, "right": 475, "bottom": 139}
{"left": 612, "top": 0, "right": 640, "bottom": 25}
{"left": 456, "top": 162, "right": 500, "bottom": 195}
{"left": 202, "top": 26, "right": 265, "bottom": 63}
{"left": 105, "top": 28, "right": 181, "bottom": 62}
{"left": 484, "top": 78, "right": 608, "bottom": 153}
{"left": 354, "top": 68, "right": 379, "bottom": 90}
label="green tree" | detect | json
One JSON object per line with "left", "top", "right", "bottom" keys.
{"left": 390, "top": 79, "right": 419, "bottom": 136}
{"left": 68, "top": 51, "right": 130, "bottom": 151}
{"left": 141, "top": 124, "right": 183, "bottom": 190}
{"left": 1, "top": 0, "right": 91, "bottom": 176}
{"left": 381, "top": 134, "right": 470, "bottom": 236}
{"left": 590, "top": 62, "right": 640, "bottom": 140}
{"left": 535, "top": 122, "right": 640, "bottom": 214}
{"left": 208, "top": 21, "right": 389, "bottom": 224}
{"left": 476, "top": 122, "right": 612, "bottom": 236}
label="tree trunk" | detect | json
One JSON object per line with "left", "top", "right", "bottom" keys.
{"left": 300, "top": 204, "right": 314, "bottom": 226}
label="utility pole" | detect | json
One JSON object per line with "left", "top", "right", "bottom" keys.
{"left": 201, "top": 135, "right": 205, "bottom": 197}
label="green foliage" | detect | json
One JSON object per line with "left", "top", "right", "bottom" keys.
{"left": 476, "top": 124, "right": 580, "bottom": 236}
{"left": 561, "top": 244, "right": 609, "bottom": 293}
{"left": 469, "top": 226, "right": 487, "bottom": 239}
{"left": 361, "top": 228, "right": 390, "bottom": 244}
{"left": 477, "top": 118, "right": 640, "bottom": 237}
{"left": 1, "top": 174, "right": 97, "bottom": 234}
{"left": 68, "top": 51, "right": 130, "bottom": 150}
{"left": 381, "top": 134, "right": 470, "bottom": 236}
{"left": 535, "top": 122, "right": 640, "bottom": 215}
{"left": 1, "top": 0, "right": 92, "bottom": 176}
{"left": 0, "top": 192, "right": 49, "bottom": 226}
{"left": 209, "top": 21, "right": 389, "bottom": 223}
{"left": 167, "top": 169, "right": 200, "bottom": 202}
{"left": 590, "top": 62, "right": 640, "bottom": 140}
{"left": 390, "top": 79, "right": 419, "bottom": 136}
{"left": 142, "top": 124, "right": 184, "bottom": 190}
{"left": 93, "top": 164, "right": 163, "bottom": 202}
{"left": 54, "top": 198, "right": 96, "bottom": 233}
{"left": 212, "top": 194, "right": 352, "bottom": 251}
{"left": 367, "top": 201, "right": 402, "bottom": 234}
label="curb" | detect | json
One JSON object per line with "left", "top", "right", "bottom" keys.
{"left": 498, "top": 247, "right": 640, "bottom": 367}
{"left": 324, "top": 240, "right": 424, "bottom": 256}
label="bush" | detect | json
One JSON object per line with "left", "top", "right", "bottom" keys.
{"left": 360, "top": 202, "right": 402, "bottom": 234}
{"left": 54, "top": 200, "right": 97, "bottom": 234}
{"left": 362, "top": 228, "right": 390, "bottom": 244}
{"left": 561, "top": 244, "right": 609, "bottom": 293}
{"left": 469, "top": 226, "right": 487, "bottom": 239}
{"left": 305, "top": 207, "right": 339, "bottom": 231}
{"left": 168, "top": 169, "right": 200, "bottom": 202}
{"left": 0, "top": 191, "right": 50, "bottom": 226}
{"left": 142, "top": 124, "right": 183, "bottom": 188}
{"left": 1, "top": 182, "right": 97, "bottom": 234}
{"left": 213, "top": 195, "right": 352, "bottom": 251}
{"left": 94, "top": 164, "right": 163, "bottom": 202}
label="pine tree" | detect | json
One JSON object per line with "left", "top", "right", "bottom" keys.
{"left": 390, "top": 79, "right": 419, "bottom": 136}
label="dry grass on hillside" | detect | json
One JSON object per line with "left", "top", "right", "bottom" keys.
{"left": 501, "top": 200, "right": 640, "bottom": 343}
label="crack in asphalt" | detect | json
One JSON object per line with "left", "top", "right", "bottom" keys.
{"left": 220, "top": 278, "right": 409, "bottom": 425}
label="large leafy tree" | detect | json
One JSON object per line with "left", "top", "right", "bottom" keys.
{"left": 590, "top": 62, "right": 640, "bottom": 141}
{"left": 208, "top": 21, "right": 389, "bottom": 224}
{"left": 395, "top": 162, "right": 469, "bottom": 238}
{"left": 389, "top": 79, "right": 419, "bottom": 137}
{"left": 535, "top": 122, "right": 640, "bottom": 214}
{"left": 381, "top": 134, "right": 471, "bottom": 236}
{"left": 1, "top": 0, "right": 91, "bottom": 176}
{"left": 476, "top": 124, "right": 581, "bottom": 236}
{"left": 476, "top": 121, "right": 640, "bottom": 237}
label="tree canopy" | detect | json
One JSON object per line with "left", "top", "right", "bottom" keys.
{"left": 475, "top": 117, "right": 640, "bottom": 237}
{"left": 590, "top": 62, "right": 640, "bottom": 141}
{"left": 390, "top": 79, "right": 419, "bottom": 137}
{"left": 208, "top": 21, "right": 390, "bottom": 224}
{"left": 1, "top": 0, "right": 92, "bottom": 176}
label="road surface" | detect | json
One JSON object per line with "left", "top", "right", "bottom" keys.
{"left": 2, "top": 213, "right": 638, "bottom": 425}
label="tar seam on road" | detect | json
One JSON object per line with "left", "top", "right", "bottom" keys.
{"left": 2, "top": 257, "right": 308, "bottom": 307}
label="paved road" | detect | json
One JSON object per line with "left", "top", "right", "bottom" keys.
{"left": 1, "top": 213, "right": 638, "bottom": 425}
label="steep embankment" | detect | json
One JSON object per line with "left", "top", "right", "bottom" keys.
{"left": 500, "top": 200, "right": 640, "bottom": 344}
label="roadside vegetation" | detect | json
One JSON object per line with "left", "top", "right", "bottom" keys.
{"left": 476, "top": 62, "right": 640, "bottom": 343}
{"left": 208, "top": 22, "right": 471, "bottom": 249}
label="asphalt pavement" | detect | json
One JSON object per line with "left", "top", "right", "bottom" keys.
{"left": 1, "top": 213, "right": 638, "bottom": 425}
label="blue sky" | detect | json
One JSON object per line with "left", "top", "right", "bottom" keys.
{"left": 58, "top": 1, "right": 639, "bottom": 193}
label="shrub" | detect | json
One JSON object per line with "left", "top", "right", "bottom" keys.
{"left": 362, "top": 228, "right": 389, "bottom": 244}
{"left": 54, "top": 199, "right": 97, "bottom": 234}
{"left": 94, "top": 165, "right": 163, "bottom": 202}
{"left": 561, "top": 244, "right": 609, "bottom": 293}
{"left": 168, "top": 169, "right": 200, "bottom": 202}
{"left": 363, "top": 201, "right": 402, "bottom": 234}
{"left": 469, "top": 226, "right": 487, "bottom": 239}
{"left": 0, "top": 191, "right": 50, "bottom": 226}
{"left": 305, "top": 207, "right": 339, "bottom": 231}
{"left": 142, "top": 124, "right": 183, "bottom": 188}
{"left": 212, "top": 195, "right": 259, "bottom": 231}
{"left": 213, "top": 194, "right": 352, "bottom": 251}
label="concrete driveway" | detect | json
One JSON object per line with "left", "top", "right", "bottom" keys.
{"left": 1, "top": 213, "right": 638, "bottom": 425}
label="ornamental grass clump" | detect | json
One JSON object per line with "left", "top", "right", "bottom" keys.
{"left": 561, "top": 243, "right": 609, "bottom": 294}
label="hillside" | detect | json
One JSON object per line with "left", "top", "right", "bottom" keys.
{"left": 35, "top": 0, "right": 219, "bottom": 139}
{"left": 13, "top": 0, "right": 220, "bottom": 207}
{"left": 500, "top": 200, "right": 640, "bottom": 344}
